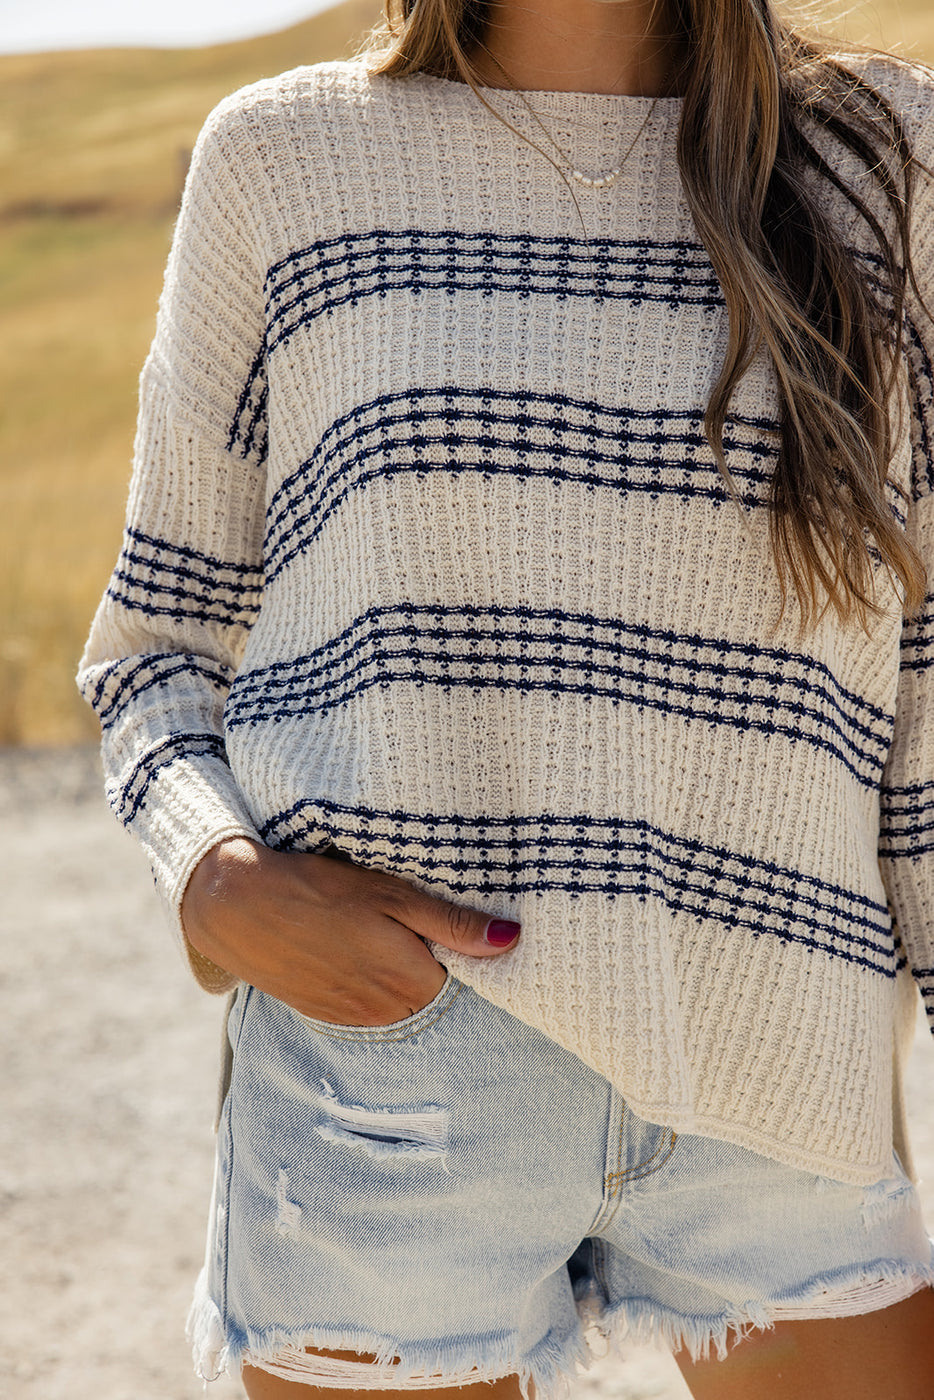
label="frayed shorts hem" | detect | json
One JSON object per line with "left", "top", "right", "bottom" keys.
{"left": 188, "top": 1259, "right": 934, "bottom": 1392}
{"left": 590, "top": 1258, "right": 934, "bottom": 1365}
{"left": 187, "top": 1267, "right": 590, "bottom": 1399}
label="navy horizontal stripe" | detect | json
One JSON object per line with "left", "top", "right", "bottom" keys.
{"left": 227, "top": 227, "right": 934, "bottom": 493}
{"left": 897, "top": 652, "right": 934, "bottom": 675}
{"left": 902, "top": 604, "right": 934, "bottom": 637}
{"left": 879, "top": 834, "right": 934, "bottom": 857}
{"left": 880, "top": 783, "right": 934, "bottom": 835}
{"left": 913, "top": 964, "right": 934, "bottom": 1004}
{"left": 882, "top": 779, "right": 934, "bottom": 797}
{"left": 898, "top": 598, "right": 934, "bottom": 671}
{"left": 111, "top": 731, "right": 228, "bottom": 826}
{"left": 109, "top": 527, "right": 263, "bottom": 630}
{"left": 123, "top": 528, "right": 260, "bottom": 576}
{"left": 87, "top": 652, "right": 233, "bottom": 730}
{"left": 224, "top": 602, "right": 892, "bottom": 789}
{"left": 257, "top": 799, "right": 895, "bottom": 976}
{"left": 265, "top": 229, "right": 715, "bottom": 293}
{"left": 880, "top": 813, "right": 934, "bottom": 846}
{"left": 106, "top": 583, "right": 258, "bottom": 631}
{"left": 879, "top": 832, "right": 934, "bottom": 857}
{"left": 109, "top": 568, "right": 258, "bottom": 626}
{"left": 116, "top": 552, "right": 257, "bottom": 601}
{"left": 879, "top": 823, "right": 934, "bottom": 845}
{"left": 229, "top": 230, "right": 725, "bottom": 456}
{"left": 262, "top": 386, "right": 780, "bottom": 586}
{"left": 264, "top": 231, "right": 722, "bottom": 352}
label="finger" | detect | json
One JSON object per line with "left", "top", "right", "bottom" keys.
{"left": 390, "top": 885, "right": 521, "bottom": 957}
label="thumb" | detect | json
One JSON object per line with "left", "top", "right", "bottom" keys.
{"left": 404, "top": 888, "right": 520, "bottom": 958}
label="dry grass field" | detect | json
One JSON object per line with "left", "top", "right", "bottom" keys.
{"left": 0, "top": 1, "right": 380, "bottom": 744}
{"left": 2, "top": 0, "right": 934, "bottom": 743}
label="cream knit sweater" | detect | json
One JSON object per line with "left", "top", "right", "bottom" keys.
{"left": 78, "top": 54, "right": 934, "bottom": 1185}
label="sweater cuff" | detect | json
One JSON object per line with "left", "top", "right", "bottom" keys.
{"left": 107, "top": 741, "right": 263, "bottom": 993}
{"left": 165, "top": 817, "right": 260, "bottom": 995}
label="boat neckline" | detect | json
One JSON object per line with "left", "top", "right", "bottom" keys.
{"left": 410, "top": 68, "right": 685, "bottom": 109}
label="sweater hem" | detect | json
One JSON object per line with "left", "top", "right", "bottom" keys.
{"left": 622, "top": 1096, "right": 896, "bottom": 1188}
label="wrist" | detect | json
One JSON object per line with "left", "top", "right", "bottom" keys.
{"left": 181, "top": 836, "right": 273, "bottom": 943}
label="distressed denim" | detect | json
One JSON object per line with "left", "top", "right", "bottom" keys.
{"left": 188, "top": 973, "right": 934, "bottom": 1394}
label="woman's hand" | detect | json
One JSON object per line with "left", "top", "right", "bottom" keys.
{"left": 180, "top": 838, "right": 520, "bottom": 1024}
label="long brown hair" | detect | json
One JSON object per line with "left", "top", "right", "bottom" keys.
{"left": 365, "top": 0, "right": 929, "bottom": 629}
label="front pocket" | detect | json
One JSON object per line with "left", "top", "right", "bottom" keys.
{"left": 296, "top": 971, "right": 464, "bottom": 1042}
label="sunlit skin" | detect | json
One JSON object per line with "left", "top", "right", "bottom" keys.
{"left": 467, "top": 0, "right": 686, "bottom": 95}
{"left": 242, "top": 1355, "right": 530, "bottom": 1400}
{"left": 235, "top": 4, "right": 934, "bottom": 1397}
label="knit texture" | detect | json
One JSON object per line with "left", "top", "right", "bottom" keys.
{"left": 78, "top": 54, "right": 934, "bottom": 1184}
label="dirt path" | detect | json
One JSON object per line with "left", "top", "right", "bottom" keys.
{"left": 2, "top": 747, "right": 931, "bottom": 1400}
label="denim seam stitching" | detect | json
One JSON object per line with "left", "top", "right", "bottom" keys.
{"left": 301, "top": 977, "right": 464, "bottom": 1041}
{"left": 588, "top": 1090, "right": 627, "bottom": 1234}
{"left": 605, "top": 1128, "right": 679, "bottom": 1190}
{"left": 219, "top": 983, "right": 253, "bottom": 1325}
{"left": 598, "top": 1127, "right": 679, "bottom": 1235}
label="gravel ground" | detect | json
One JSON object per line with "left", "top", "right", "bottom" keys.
{"left": 1, "top": 746, "right": 931, "bottom": 1400}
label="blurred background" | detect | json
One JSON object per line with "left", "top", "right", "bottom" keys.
{"left": 1, "top": 3, "right": 933, "bottom": 1399}
{"left": 0, "top": 0, "right": 379, "bottom": 744}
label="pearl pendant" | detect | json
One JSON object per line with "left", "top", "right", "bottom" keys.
{"left": 571, "top": 166, "right": 622, "bottom": 190}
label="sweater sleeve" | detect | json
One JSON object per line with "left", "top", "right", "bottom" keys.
{"left": 877, "top": 91, "right": 934, "bottom": 1033}
{"left": 880, "top": 499, "right": 934, "bottom": 1033}
{"left": 76, "top": 96, "right": 269, "bottom": 993}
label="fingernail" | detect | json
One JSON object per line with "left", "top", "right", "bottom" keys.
{"left": 484, "top": 919, "right": 521, "bottom": 947}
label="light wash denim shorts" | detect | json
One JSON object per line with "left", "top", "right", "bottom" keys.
{"left": 188, "top": 972, "right": 934, "bottom": 1395}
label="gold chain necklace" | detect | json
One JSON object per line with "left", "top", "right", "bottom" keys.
{"left": 483, "top": 54, "right": 661, "bottom": 191}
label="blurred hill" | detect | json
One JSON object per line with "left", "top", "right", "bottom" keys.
{"left": 1, "top": 0, "right": 933, "bottom": 744}
{"left": 0, "top": 1, "right": 379, "bottom": 744}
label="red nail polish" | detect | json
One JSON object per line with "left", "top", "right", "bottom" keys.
{"left": 485, "top": 919, "right": 521, "bottom": 947}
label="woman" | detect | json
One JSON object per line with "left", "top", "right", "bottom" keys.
{"left": 77, "top": 0, "right": 934, "bottom": 1396}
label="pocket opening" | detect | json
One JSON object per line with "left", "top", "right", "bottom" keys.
{"left": 297, "top": 972, "right": 463, "bottom": 1042}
